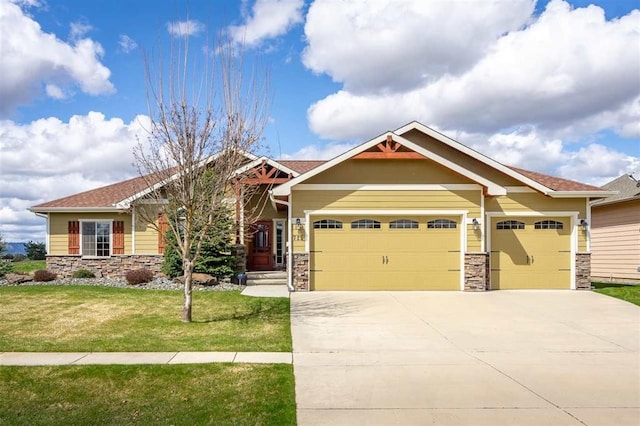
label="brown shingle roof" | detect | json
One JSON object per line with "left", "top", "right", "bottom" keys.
{"left": 278, "top": 160, "right": 326, "bottom": 174}
{"left": 31, "top": 175, "right": 151, "bottom": 209}
{"left": 508, "top": 166, "right": 602, "bottom": 192}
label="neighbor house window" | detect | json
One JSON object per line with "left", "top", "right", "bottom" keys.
{"left": 496, "top": 220, "right": 525, "bottom": 230}
{"left": 82, "top": 221, "right": 111, "bottom": 257}
{"left": 351, "top": 219, "right": 381, "bottom": 229}
{"left": 313, "top": 219, "right": 343, "bottom": 229}
{"left": 389, "top": 219, "right": 419, "bottom": 229}
{"left": 534, "top": 220, "right": 563, "bottom": 230}
{"left": 427, "top": 219, "right": 457, "bottom": 229}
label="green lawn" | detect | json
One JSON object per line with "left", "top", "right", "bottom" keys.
{"left": 10, "top": 259, "right": 46, "bottom": 274}
{"left": 0, "top": 364, "right": 296, "bottom": 425}
{"left": 0, "top": 286, "right": 291, "bottom": 352}
{"left": 593, "top": 282, "right": 640, "bottom": 306}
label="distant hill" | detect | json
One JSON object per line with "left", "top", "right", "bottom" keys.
{"left": 5, "top": 242, "right": 27, "bottom": 255}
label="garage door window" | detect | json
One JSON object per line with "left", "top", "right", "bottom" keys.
{"left": 389, "top": 219, "right": 419, "bottom": 229}
{"left": 496, "top": 220, "right": 525, "bottom": 230}
{"left": 534, "top": 220, "right": 563, "bottom": 230}
{"left": 351, "top": 219, "right": 381, "bottom": 229}
{"left": 427, "top": 219, "right": 457, "bottom": 229}
{"left": 313, "top": 219, "right": 343, "bottom": 229}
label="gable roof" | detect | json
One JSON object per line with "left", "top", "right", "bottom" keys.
{"left": 272, "top": 121, "right": 611, "bottom": 198}
{"left": 278, "top": 160, "right": 326, "bottom": 174}
{"left": 592, "top": 174, "right": 640, "bottom": 206}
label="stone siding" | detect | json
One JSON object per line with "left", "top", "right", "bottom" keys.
{"left": 575, "top": 252, "right": 591, "bottom": 290}
{"left": 232, "top": 244, "right": 247, "bottom": 273}
{"left": 464, "top": 253, "right": 489, "bottom": 291}
{"left": 47, "top": 255, "right": 164, "bottom": 279}
{"left": 292, "top": 253, "right": 309, "bottom": 291}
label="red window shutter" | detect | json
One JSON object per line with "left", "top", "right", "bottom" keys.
{"left": 113, "top": 221, "right": 125, "bottom": 254}
{"left": 158, "top": 214, "right": 169, "bottom": 254}
{"left": 68, "top": 221, "right": 80, "bottom": 254}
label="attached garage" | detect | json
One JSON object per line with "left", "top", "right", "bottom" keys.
{"left": 310, "top": 215, "right": 462, "bottom": 290}
{"left": 489, "top": 216, "right": 573, "bottom": 289}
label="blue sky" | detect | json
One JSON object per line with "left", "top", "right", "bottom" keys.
{"left": 0, "top": 0, "right": 639, "bottom": 242}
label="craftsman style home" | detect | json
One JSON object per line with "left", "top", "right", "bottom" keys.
{"left": 30, "top": 121, "right": 612, "bottom": 291}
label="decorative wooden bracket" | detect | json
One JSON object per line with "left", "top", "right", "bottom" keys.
{"left": 353, "top": 135, "right": 425, "bottom": 159}
{"left": 242, "top": 160, "right": 293, "bottom": 184}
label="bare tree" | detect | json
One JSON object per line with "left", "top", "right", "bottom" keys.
{"left": 134, "top": 29, "right": 270, "bottom": 322}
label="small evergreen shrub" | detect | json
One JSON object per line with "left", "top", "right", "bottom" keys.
{"left": 0, "top": 261, "right": 13, "bottom": 277}
{"left": 72, "top": 269, "right": 96, "bottom": 279}
{"left": 33, "top": 269, "right": 57, "bottom": 282}
{"left": 125, "top": 269, "right": 154, "bottom": 285}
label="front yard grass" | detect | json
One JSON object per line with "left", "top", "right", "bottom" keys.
{"left": 0, "top": 363, "right": 295, "bottom": 425}
{"left": 0, "top": 285, "right": 291, "bottom": 352}
{"left": 592, "top": 282, "right": 640, "bottom": 307}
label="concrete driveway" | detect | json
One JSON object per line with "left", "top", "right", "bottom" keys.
{"left": 291, "top": 291, "right": 640, "bottom": 425}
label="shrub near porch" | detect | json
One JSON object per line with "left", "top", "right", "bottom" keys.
{"left": 0, "top": 286, "right": 291, "bottom": 352}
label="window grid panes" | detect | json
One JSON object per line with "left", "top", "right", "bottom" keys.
{"left": 389, "top": 219, "right": 419, "bottom": 229}
{"left": 427, "top": 219, "right": 457, "bottom": 229}
{"left": 496, "top": 220, "right": 525, "bottom": 230}
{"left": 82, "top": 221, "right": 111, "bottom": 257}
{"left": 534, "top": 220, "right": 563, "bottom": 230}
{"left": 351, "top": 219, "right": 381, "bottom": 229}
{"left": 313, "top": 219, "right": 343, "bottom": 229}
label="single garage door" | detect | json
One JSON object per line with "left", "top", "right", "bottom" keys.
{"left": 310, "top": 216, "right": 461, "bottom": 290}
{"left": 490, "top": 216, "right": 571, "bottom": 289}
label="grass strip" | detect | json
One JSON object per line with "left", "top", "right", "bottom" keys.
{"left": 592, "top": 282, "right": 640, "bottom": 306}
{"left": 0, "top": 363, "right": 295, "bottom": 425}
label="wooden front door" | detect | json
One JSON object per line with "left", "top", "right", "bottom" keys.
{"left": 248, "top": 221, "right": 273, "bottom": 271}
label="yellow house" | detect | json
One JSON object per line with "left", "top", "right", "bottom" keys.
{"left": 30, "top": 121, "right": 612, "bottom": 291}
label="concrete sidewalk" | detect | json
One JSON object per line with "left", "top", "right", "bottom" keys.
{"left": 0, "top": 351, "right": 292, "bottom": 366}
{"left": 241, "top": 284, "right": 290, "bottom": 298}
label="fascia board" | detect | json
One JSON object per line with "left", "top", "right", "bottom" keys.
{"left": 550, "top": 190, "right": 618, "bottom": 199}
{"left": 233, "top": 156, "right": 301, "bottom": 177}
{"left": 29, "top": 207, "right": 126, "bottom": 213}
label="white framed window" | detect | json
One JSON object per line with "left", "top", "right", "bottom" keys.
{"left": 427, "top": 219, "right": 457, "bottom": 229}
{"left": 351, "top": 219, "right": 381, "bottom": 229}
{"left": 534, "top": 220, "right": 564, "bottom": 230}
{"left": 496, "top": 220, "right": 525, "bottom": 230}
{"left": 313, "top": 219, "right": 343, "bottom": 229}
{"left": 389, "top": 219, "right": 419, "bottom": 229}
{"left": 81, "top": 220, "right": 112, "bottom": 257}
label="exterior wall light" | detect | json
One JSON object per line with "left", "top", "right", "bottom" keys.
{"left": 472, "top": 218, "right": 480, "bottom": 231}
{"left": 295, "top": 218, "right": 302, "bottom": 230}
{"left": 580, "top": 219, "right": 588, "bottom": 231}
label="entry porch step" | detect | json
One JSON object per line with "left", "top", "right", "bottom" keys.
{"left": 245, "top": 271, "right": 287, "bottom": 286}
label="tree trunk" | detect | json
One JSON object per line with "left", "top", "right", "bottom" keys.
{"left": 182, "top": 260, "right": 194, "bottom": 322}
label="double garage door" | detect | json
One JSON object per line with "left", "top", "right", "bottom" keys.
{"left": 309, "top": 214, "right": 573, "bottom": 290}
{"left": 310, "top": 216, "right": 461, "bottom": 290}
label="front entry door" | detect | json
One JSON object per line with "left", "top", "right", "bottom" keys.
{"left": 249, "top": 221, "right": 273, "bottom": 271}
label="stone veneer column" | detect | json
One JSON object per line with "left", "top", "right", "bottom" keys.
{"left": 292, "top": 253, "right": 309, "bottom": 291}
{"left": 464, "top": 253, "right": 489, "bottom": 291}
{"left": 575, "top": 252, "right": 591, "bottom": 290}
{"left": 46, "top": 255, "right": 164, "bottom": 279}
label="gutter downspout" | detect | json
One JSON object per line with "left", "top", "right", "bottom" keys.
{"left": 269, "top": 190, "right": 294, "bottom": 292}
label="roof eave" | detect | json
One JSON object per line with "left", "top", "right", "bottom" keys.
{"left": 29, "top": 207, "right": 128, "bottom": 213}
{"left": 549, "top": 190, "right": 618, "bottom": 199}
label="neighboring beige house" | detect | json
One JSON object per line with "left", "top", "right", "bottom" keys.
{"left": 31, "top": 121, "right": 613, "bottom": 291}
{"left": 590, "top": 174, "right": 640, "bottom": 283}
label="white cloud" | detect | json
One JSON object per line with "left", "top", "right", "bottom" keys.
{"left": 118, "top": 34, "right": 138, "bottom": 53}
{"left": 44, "top": 84, "right": 66, "bottom": 100}
{"left": 304, "top": 0, "right": 640, "bottom": 145}
{"left": 229, "top": 0, "right": 304, "bottom": 47}
{"left": 0, "top": 112, "right": 151, "bottom": 241}
{"left": 69, "top": 21, "right": 93, "bottom": 40}
{"left": 280, "top": 142, "right": 357, "bottom": 161}
{"left": 0, "top": 0, "right": 114, "bottom": 116}
{"left": 166, "top": 19, "right": 204, "bottom": 37}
